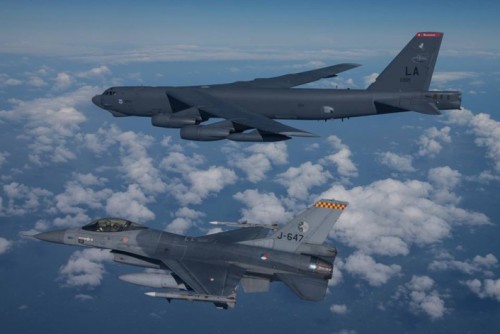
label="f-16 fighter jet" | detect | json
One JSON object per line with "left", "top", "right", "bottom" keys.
{"left": 36, "top": 199, "right": 347, "bottom": 309}
{"left": 92, "top": 32, "right": 461, "bottom": 142}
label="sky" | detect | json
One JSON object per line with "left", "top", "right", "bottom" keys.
{"left": 1, "top": 1, "right": 500, "bottom": 333}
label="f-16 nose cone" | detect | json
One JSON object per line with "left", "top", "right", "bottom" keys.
{"left": 34, "top": 230, "right": 66, "bottom": 244}
{"left": 92, "top": 95, "right": 102, "bottom": 107}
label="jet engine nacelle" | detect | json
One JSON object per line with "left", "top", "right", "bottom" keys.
{"left": 180, "top": 124, "right": 232, "bottom": 141}
{"left": 151, "top": 113, "right": 197, "bottom": 128}
{"left": 227, "top": 130, "right": 290, "bottom": 142}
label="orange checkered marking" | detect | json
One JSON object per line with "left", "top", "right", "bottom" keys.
{"left": 314, "top": 201, "right": 346, "bottom": 210}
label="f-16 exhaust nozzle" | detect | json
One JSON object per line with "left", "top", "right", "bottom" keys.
{"left": 119, "top": 273, "right": 187, "bottom": 290}
{"left": 145, "top": 291, "right": 236, "bottom": 309}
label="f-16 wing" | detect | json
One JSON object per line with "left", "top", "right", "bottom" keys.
{"left": 167, "top": 88, "right": 316, "bottom": 137}
{"left": 217, "top": 63, "right": 360, "bottom": 89}
{"left": 162, "top": 258, "right": 244, "bottom": 297}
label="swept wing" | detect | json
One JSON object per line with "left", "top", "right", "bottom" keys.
{"left": 216, "top": 63, "right": 360, "bottom": 88}
{"left": 168, "top": 88, "right": 316, "bottom": 137}
{"left": 162, "top": 259, "right": 244, "bottom": 297}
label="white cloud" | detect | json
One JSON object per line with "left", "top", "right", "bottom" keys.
{"left": 54, "top": 72, "right": 72, "bottom": 90}
{"left": 77, "top": 65, "right": 111, "bottom": 78}
{"left": 328, "top": 257, "right": 344, "bottom": 287}
{"left": 403, "top": 275, "right": 446, "bottom": 320}
{"left": 117, "top": 131, "right": 167, "bottom": 194}
{"left": 19, "top": 220, "right": 50, "bottom": 237}
{"left": 0, "top": 75, "right": 22, "bottom": 86}
{"left": 417, "top": 127, "right": 451, "bottom": 157}
{"left": 226, "top": 142, "right": 288, "bottom": 183}
{"left": 363, "top": 73, "right": 378, "bottom": 87}
{"left": 473, "top": 254, "right": 498, "bottom": 268}
{"left": 427, "top": 166, "right": 461, "bottom": 189}
{"left": 330, "top": 304, "right": 348, "bottom": 315}
{"left": 73, "top": 173, "right": 108, "bottom": 187}
{"left": 160, "top": 136, "right": 183, "bottom": 152}
{"left": 470, "top": 170, "right": 500, "bottom": 183}
{"left": 160, "top": 151, "right": 205, "bottom": 174}
{"left": 0, "top": 86, "right": 97, "bottom": 165}
{"left": 27, "top": 76, "right": 47, "bottom": 87}
{"left": 320, "top": 176, "right": 489, "bottom": 256}
{"left": 0, "top": 237, "right": 13, "bottom": 254}
{"left": 277, "top": 161, "right": 331, "bottom": 198}
{"left": 429, "top": 253, "right": 497, "bottom": 275}
{"left": 58, "top": 248, "right": 113, "bottom": 288}
{"left": 469, "top": 113, "right": 500, "bottom": 172}
{"left": 82, "top": 124, "right": 123, "bottom": 156}
{"left": 165, "top": 207, "right": 205, "bottom": 234}
{"left": 321, "top": 135, "right": 358, "bottom": 182}
{"left": 75, "top": 294, "right": 94, "bottom": 301}
{"left": 176, "top": 166, "right": 237, "bottom": 205}
{"left": 0, "top": 151, "right": 9, "bottom": 168}
{"left": 344, "top": 252, "right": 400, "bottom": 286}
{"left": 231, "top": 153, "right": 272, "bottom": 183}
{"left": 54, "top": 180, "right": 112, "bottom": 215}
{"left": 445, "top": 109, "right": 500, "bottom": 173}
{"left": 53, "top": 212, "right": 91, "bottom": 228}
{"left": 160, "top": 149, "right": 237, "bottom": 205}
{"left": 105, "top": 184, "right": 155, "bottom": 222}
{"left": 333, "top": 330, "right": 357, "bottom": 334}
{"left": 427, "top": 166, "right": 462, "bottom": 204}
{"left": 377, "top": 151, "right": 415, "bottom": 173}
{"left": 432, "top": 71, "right": 478, "bottom": 85}
{"left": 465, "top": 279, "right": 500, "bottom": 302}
{"left": 233, "top": 189, "right": 291, "bottom": 225}
{"left": 1, "top": 182, "right": 53, "bottom": 216}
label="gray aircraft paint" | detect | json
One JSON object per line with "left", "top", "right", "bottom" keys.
{"left": 35, "top": 199, "right": 347, "bottom": 309}
{"left": 91, "top": 32, "right": 461, "bottom": 142}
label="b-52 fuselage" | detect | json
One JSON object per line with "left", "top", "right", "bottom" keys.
{"left": 92, "top": 32, "right": 461, "bottom": 142}
{"left": 35, "top": 199, "right": 347, "bottom": 309}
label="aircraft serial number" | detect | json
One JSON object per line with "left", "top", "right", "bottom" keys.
{"left": 276, "top": 232, "right": 304, "bottom": 242}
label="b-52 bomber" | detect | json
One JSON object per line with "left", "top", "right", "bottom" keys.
{"left": 35, "top": 199, "right": 347, "bottom": 309}
{"left": 92, "top": 32, "right": 461, "bottom": 142}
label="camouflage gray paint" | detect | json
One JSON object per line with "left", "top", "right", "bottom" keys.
{"left": 35, "top": 199, "right": 346, "bottom": 309}
{"left": 92, "top": 32, "right": 461, "bottom": 142}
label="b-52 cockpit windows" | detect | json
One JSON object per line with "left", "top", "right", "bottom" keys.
{"left": 102, "top": 88, "right": 116, "bottom": 96}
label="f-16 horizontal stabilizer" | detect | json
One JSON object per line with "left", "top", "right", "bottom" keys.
{"left": 277, "top": 274, "right": 328, "bottom": 301}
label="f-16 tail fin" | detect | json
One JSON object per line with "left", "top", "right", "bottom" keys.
{"left": 240, "top": 199, "right": 347, "bottom": 253}
{"left": 368, "top": 32, "right": 443, "bottom": 92}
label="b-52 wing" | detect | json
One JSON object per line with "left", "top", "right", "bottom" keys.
{"left": 165, "top": 63, "right": 360, "bottom": 139}
{"left": 217, "top": 63, "right": 360, "bottom": 89}
{"left": 168, "top": 88, "right": 317, "bottom": 137}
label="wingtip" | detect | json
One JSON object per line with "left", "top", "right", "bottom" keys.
{"left": 281, "top": 131, "right": 319, "bottom": 138}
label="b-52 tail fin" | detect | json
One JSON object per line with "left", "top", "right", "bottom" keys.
{"left": 368, "top": 32, "right": 443, "bottom": 92}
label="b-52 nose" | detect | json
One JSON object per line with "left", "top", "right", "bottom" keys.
{"left": 34, "top": 230, "right": 66, "bottom": 244}
{"left": 92, "top": 95, "right": 102, "bottom": 108}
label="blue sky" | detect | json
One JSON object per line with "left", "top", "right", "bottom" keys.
{"left": 1, "top": 1, "right": 500, "bottom": 333}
